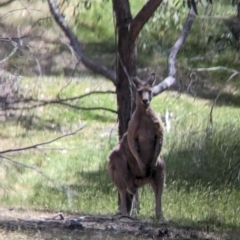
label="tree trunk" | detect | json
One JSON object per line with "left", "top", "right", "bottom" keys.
{"left": 238, "top": 0, "right": 240, "bottom": 20}
{"left": 112, "top": 0, "right": 164, "bottom": 216}
{"left": 112, "top": 0, "right": 136, "bottom": 138}
{"left": 112, "top": 0, "right": 137, "bottom": 214}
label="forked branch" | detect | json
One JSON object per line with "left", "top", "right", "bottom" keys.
{"left": 131, "top": 0, "right": 163, "bottom": 42}
{"left": 0, "top": 124, "right": 86, "bottom": 154}
{"left": 152, "top": 7, "right": 196, "bottom": 96}
{"left": 47, "top": 0, "right": 116, "bottom": 84}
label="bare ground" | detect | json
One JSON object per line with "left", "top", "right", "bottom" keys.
{"left": 0, "top": 208, "right": 234, "bottom": 240}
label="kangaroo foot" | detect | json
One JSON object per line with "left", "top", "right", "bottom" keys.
{"left": 155, "top": 213, "right": 166, "bottom": 223}
{"left": 112, "top": 213, "right": 134, "bottom": 220}
{"left": 118, "top": 215, "right": 138, "bottom": 221}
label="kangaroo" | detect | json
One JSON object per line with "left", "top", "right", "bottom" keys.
{"left": 108, "top": 73, "right": 165, "bottom": 218}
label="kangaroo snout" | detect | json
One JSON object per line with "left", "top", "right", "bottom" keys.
{"left": 142, "top": 98, "right": 149, "bottom": 105}
{"left": 142, "top": 91, "right": 150, "bottom": 105}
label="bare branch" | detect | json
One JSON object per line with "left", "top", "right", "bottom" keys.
{"left": 152, "top": 7, "right": 196, "bottom": 96}
{"left": 7, "top": 91, "right": 117, "bottom": 114}
{"left": 55, "top": 90, "right": 116, "bottom": 102}
{"left": 47, "top": 0, "right": 116, "bottom": 84}
{"left": 197, "top": 15, "right": 229, "bottom": 20}
{"left": 0, "top": 0, "right": 15, "bottom": 7}
{"left": 0, "top": 154, "right": 60, "bottom": 190}
{"left": 0, "top": 124, "right": 86, "bottom": 154}
{"left": 0, "top": 39, "right": 18, "bottom": 64}
{"left": 131, "top": 0, "right": 163, "bottom": 42}
{"left": 40, "top": 101, "right": 117, "bottom": 114}
{"left": 0, "top": 8, "right": 43, "bottom": 21}
{"left": 191, "top": 66, "right": 240, "bottom": 74}
{"left": 7, "top": 99, "right": 117, "bottom": 114}
{"left": 0, "top": 35, "right": 28, "bottom": 44}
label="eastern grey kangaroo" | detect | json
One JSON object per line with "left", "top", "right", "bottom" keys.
{"left": 108, "top": 74, "right": 165, "bottom": 218}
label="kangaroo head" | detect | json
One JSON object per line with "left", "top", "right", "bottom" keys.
{"left": 132, "top": 73, "right": 156, "bottom": 108}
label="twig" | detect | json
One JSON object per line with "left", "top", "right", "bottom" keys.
{"left": 0, "top": 154, "right": 60, "bottom": 190}
{"left": 0, "top": 35, "right": 28, "bottom": 44}
{"left": 6, "top": 91, "right": 117, "bottom": 114}
{"left": 30, "top": 17, "right": 52, "bottom": 30}
{"left": 0, "top": 124, "right": 86, "bottom": 154}
{"left": 34, "top": 147, "right": 84, "bottom": 151}
{"left": 55, "top": 90, "right": 116, "bottom": 102}
{"left": 0, "top": 39, "right": 18, "bottom": 64}
{"left": 6, "top": 102, "right": 117, "bottom": 114}
{"left": 0, "top": 8, "right": 43, "bottom": 21}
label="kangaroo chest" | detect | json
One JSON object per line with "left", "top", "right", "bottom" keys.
{"left": 136, "top": 117, "right": 159, "bottom": 161}
{"left": 138, "top": 123, "right": 156, "bottom": 141}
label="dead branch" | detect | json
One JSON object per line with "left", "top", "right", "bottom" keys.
{"left": 152, "top": 7, "right": 196, "bottom": 96}
{"left": 0, "top": 125, "right": 86, "bottom": 194}
{"left": 197, "top": 15, "right": 230, "bottom": 20}
{"left": 0, "top": 7, "right": 43, "bottom": 21}
{"left": 191, "top": 66, "right": 240, "bottom": 74}
{"left": 0, "top": 154, "right": 60, "bottom": 190}
{"left": 47, "top": 0, "right": 116, "bottom": 84}
{"left": 0, "top": 124, "right": 86, "bottom": 154}
{"left": 6, "top": 101, "right": 117, "bottom": 114}
{"left": 5, "top": 91, "right": 117, "bottom": 114}
{"left": 0, "top": 35, "right": 28, "bottom": 44}
{"left": 0, "top": 0, "right": 15, "bottom": 7}
{"left": 131, "top": 0, "right": 163, "bottom": 42}
{"left": 55, "top": 90, "right": 116, "bottom": 102}
{"left": 0, "top": 40, "right": 18, "bottom": 64}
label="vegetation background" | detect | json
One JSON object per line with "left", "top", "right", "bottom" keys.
{"left": 0, "top": 0, "right": 240, "bottom": 239}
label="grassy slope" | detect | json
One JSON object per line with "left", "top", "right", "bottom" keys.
{"left": 0, "top": 0, "right": 240, "bottom": 236}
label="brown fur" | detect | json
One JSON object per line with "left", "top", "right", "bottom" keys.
{"left": 108, "top": 74, "right": 166, "bottom": 218}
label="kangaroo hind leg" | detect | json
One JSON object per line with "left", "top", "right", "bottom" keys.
{"left": 150, "top": 157, "right": 165, "bottom": 220}
{"left": 108, "top": 152, "right": 132, "bottom": 216}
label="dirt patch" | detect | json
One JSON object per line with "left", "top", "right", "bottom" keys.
{"left": 0, "top": 208, "right": 232, "bottom": 240}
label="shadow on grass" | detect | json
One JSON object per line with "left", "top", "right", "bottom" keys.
{"left": 197, "top": 90, "right": 240, "bottom": 108}
{"left": 165, "top": 123, "right": 240, "bottom": 188}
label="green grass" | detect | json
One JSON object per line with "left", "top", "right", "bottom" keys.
{"left": 0, "top": 77, "right": 240, "bottom": 234}
{"left": 1, "top": 0, "right": 240, "bottom": 237}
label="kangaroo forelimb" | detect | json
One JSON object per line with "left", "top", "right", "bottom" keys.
{"left": 128, "top": 135, "right": 145, "bottom": 176}
{"left": 151, "top": 137, "right": 161, "bottom": 169}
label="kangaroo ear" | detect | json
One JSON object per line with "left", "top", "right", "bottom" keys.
{"left": 147, "top": 73, "right": 156, "bottom": 86}
{"left": 132, "top": 76, "right": 142, "bottom": 89}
